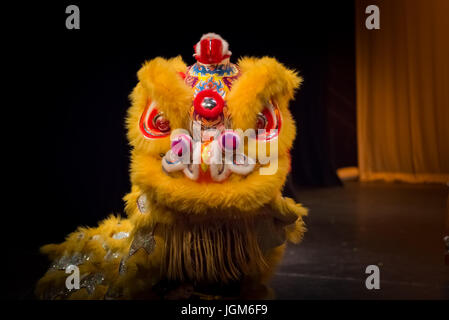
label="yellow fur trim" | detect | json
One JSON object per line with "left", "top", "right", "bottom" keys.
{"left": 131, "top": 153, "right": 291, "bottom": 216}
{"left": 126, "top": 56, "right": 192, "bottom": 156}
{"left": 269, "top": 194, "right": 308, "bottom": 244}
{"left": 227, "top": 57, "right": 301, "bottom": 153}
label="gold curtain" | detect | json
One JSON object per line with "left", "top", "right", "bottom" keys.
{"left": 356, "top": 0, "right": 449, "bottom": 183}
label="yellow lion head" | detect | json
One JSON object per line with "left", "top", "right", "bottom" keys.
{"left": 125, "top": 34, "right": 302, "bottom": 220}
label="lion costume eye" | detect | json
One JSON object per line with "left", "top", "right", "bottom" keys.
{"left": 255, "top": 100, "right": 282, "bottom": 141}
{"left": 139, "top": 100, "right": 171, "bottom": 139}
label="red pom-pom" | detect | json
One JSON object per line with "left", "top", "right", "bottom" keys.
{"left": 193, "top": 89, "right": 224, "bottom": 119}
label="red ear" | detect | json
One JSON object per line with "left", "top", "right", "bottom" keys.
{"left": 139, "top": 100, "right": 171, "bottom": 139}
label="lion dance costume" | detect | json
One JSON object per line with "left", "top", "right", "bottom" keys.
{"left": 36, "top": 33, "right": 307, "bottom": 299}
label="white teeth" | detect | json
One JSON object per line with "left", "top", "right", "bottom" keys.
{"left": 210, "top": 163, "right": 231, "bottom": 182}
{"left": 161, "top": 137, "right": 256, "bottom": 181}
{"left": 227, "top": 153, "right": 256, "bottom": 176}
{"left": 209, "top": 140, "right": 231, "bottom": 181}
{"left": 162, "top": 150, "right": 187, "bottom": 172}
{"left": 183, "top": 164, "right": 199, "bottom": 180}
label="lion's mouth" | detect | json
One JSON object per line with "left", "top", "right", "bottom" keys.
{"left": 161, "top": 129, "right": 255, "bottom": 182}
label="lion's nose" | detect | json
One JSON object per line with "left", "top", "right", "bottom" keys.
{"left": 193, "top": 89, "right": 224, "bottom": 119}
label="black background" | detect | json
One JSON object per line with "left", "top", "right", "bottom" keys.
{"left": 4, "top": 1, "right": 356, "bottom": 299}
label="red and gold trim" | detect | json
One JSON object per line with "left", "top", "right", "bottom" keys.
{"left": 139, "top": 100, "right": 171, "bottom": 139}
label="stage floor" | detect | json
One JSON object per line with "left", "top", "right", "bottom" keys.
{"left": 8, "top": 181, "right": 449, "bottom": 300}
{"left": 272, "top": 181, "right": 449, "bottom": 299}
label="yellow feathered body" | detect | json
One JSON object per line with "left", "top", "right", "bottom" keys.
{"left": 36, "top": 35, "right": 307, "bottom": 299}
